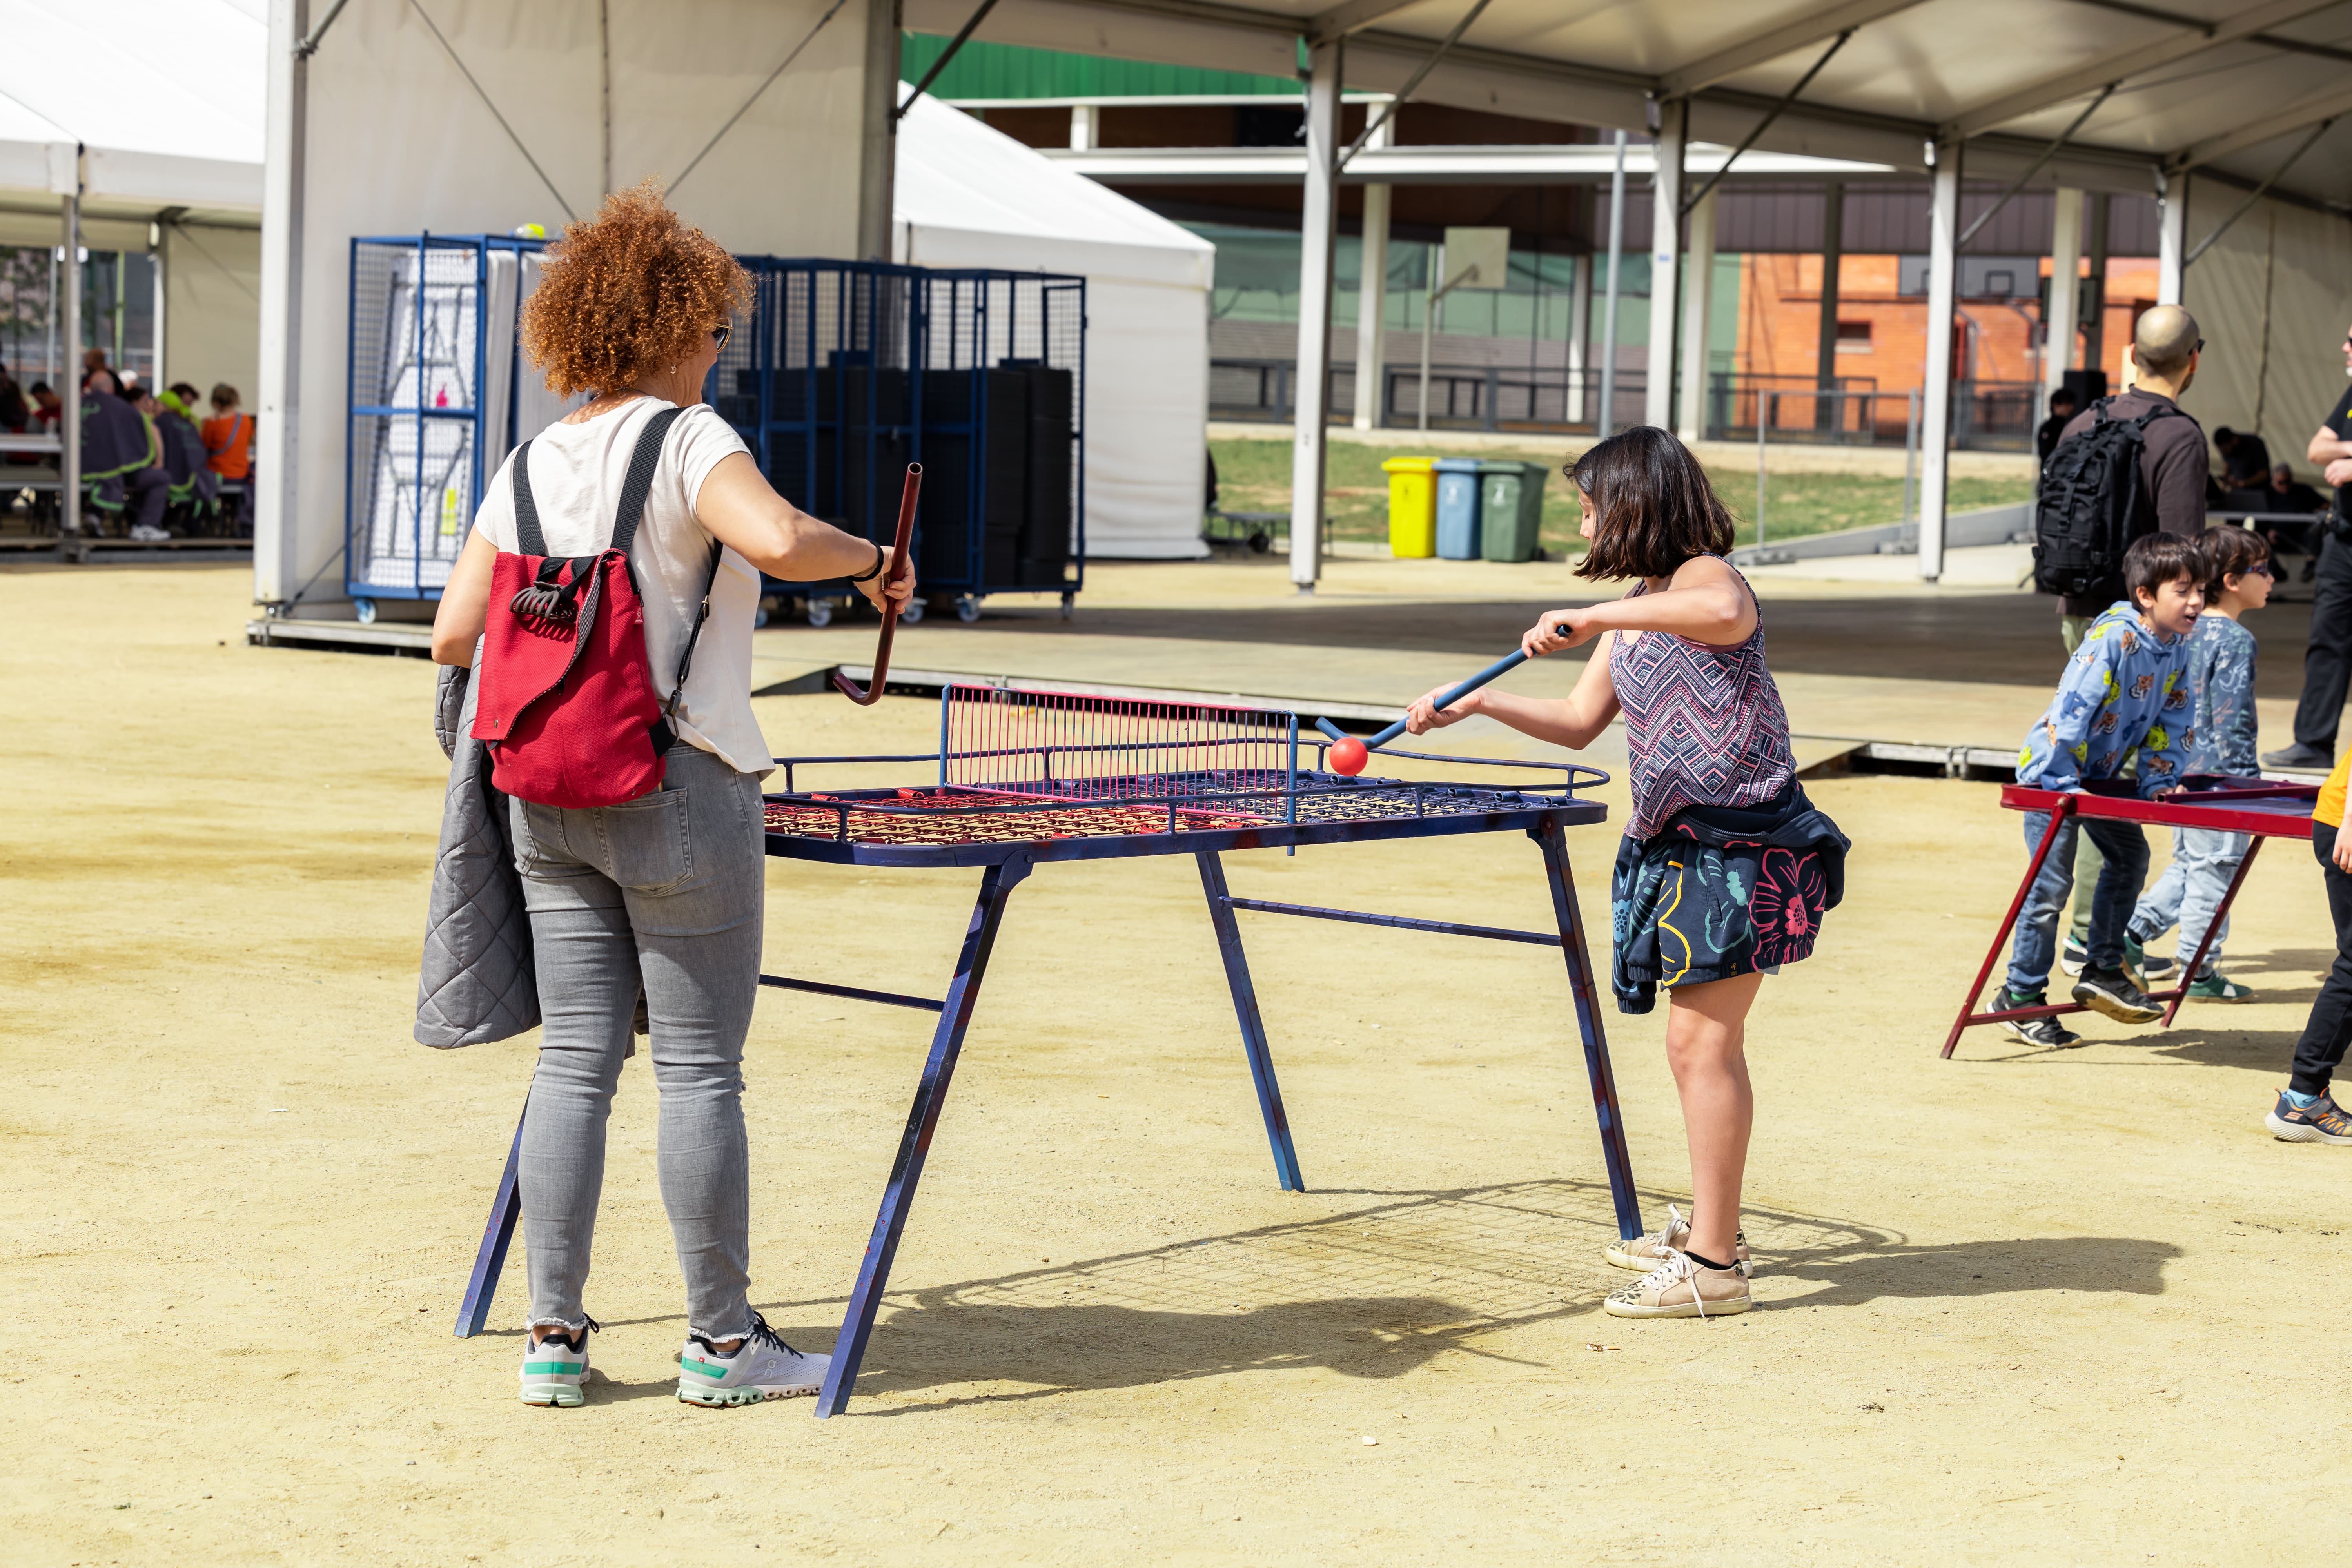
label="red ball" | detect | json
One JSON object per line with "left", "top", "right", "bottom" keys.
{"left": 1328, "top": 736, "right": 1370, "bottom": 776}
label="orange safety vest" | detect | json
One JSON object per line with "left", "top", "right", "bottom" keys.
{"left": 202, "top": 412, "right": 252, "bottom": 480}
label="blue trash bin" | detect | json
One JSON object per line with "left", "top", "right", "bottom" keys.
{"left": 1434, "top": 457, "right": 1482, "bottom": 559}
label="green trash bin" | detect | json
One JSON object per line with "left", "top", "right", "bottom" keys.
{"left": 1477, "top": 460, "right": 1551, "bottom": 563}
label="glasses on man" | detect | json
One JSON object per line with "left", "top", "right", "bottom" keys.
{"left": 711, "top": 321, "right": 732, "bottom": 353}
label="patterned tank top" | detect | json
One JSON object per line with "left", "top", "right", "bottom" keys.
{"left": 1606, "top": 563, "right": 1795, "bottom": 838}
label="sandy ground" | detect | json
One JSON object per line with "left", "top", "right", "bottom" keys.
{"left": 7, "top": 564, "right": 2351, "bottom": 1566}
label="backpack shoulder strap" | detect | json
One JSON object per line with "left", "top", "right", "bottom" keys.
{"left": 510, "top": 440, "right": 546, "bottom": 556}
{"left": 610, "top": 405, "right": 688, "bottom": 557}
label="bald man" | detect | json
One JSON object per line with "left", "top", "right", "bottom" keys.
{"left": 2047, "top": 304, "right": 2207, "bottom": 978}
{"left": 2051, "top": 304, "right": 2209, "bottom": 642}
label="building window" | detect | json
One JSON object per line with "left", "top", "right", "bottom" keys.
{"left": 1835, "top": 320, "right": 1872, "bottom": 353}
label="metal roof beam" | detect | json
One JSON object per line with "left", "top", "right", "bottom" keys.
{"left": 2171, "top": 80, "right": 2352, "bottom": 171}
{"left": 1656, "top": 0, "right": 1932, "bottom": 98}
{"left": 1305, "top": 0, "right": 1431, "bottom": 46}
{"left": 1944, "top": 0, "right": 2343, "bottom": 139}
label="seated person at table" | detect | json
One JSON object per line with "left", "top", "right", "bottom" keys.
{"left": 80, "top": 370, "right": 171, "bottom": 540}
{"left": 2126, "top": 526, "right": 2273, "bottom": 1003}
{"left": 1998, "top": 532, "right": 2204, "bottom": 1045}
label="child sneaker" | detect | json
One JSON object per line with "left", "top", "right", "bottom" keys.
{"left": 1603, "top": 1204, "right": 1752, "bottom": 1273}
{"left": 2071, "top": 965, "right": 2162, "bottom": 1024}
{"left": 676, "top": 1314, "right": 829, "bottom": 1407}
{"left": 2186, "top": 972, "right": 2255, "bottom": 1002}
{"left": 519, "top": 1323, "right": 595, "bottom": 1408}
{"left": 2123, "top": 934, "right": 2176, "bottom": 986}
{"left": 1602, "top": 1252, "right": 1750, "bottom": 1319}
{"left": 1997, "top": 989, "right": 2081, "bottom": 1048}
{"left": 2265, "top": 1091, "right": 2352, "bottom": 1143}
{"left": 2058, "top": 936, "right": 2090, "bottom": 977}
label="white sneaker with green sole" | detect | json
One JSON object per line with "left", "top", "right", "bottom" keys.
{"left": 519, "top": 1326, "right": 594, "bottom": 1408}
{"left": 676, "top": 1315, "right": 829, "bottom": 1407}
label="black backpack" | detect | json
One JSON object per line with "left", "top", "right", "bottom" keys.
{"left": 2031, "top": 397, "right": 2184, "bottom": 601}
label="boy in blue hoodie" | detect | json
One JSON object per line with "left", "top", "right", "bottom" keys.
{"left": 2000, "top": 532, "right": 2204, "bottom": 1045}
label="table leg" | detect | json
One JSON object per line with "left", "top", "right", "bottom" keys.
{"left": 1943, "top": 798, "right": 2074, "bottom": 1059}
{"left": 1532, "top": 820, "right": 1642, "bottom": 1242}
{"left": 815, "top": 852, "right": 1034, "bottom": 1419}
{"left": 2160, "top": 835, "right": 2264, "bottom": 1027}
{"left": 1195, "top": 850, "right": 1306, "bottom": 1193}
{"left": 454, "top": 1096, "right": 527, "bottom": 1338}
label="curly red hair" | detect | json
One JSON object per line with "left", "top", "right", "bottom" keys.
{"left": 521, "top": 181, "right": 752, "bottom": 398}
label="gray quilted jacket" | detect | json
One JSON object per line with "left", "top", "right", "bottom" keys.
{"left": 414, "top": 656, "right": 539, "bottom": 1047}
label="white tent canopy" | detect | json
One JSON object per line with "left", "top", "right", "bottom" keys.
{"left": 894, "top": 90, "right": 1214, "bottom": 559}
{"left": 0, "top": 0, "right": 265, "bottom": 216}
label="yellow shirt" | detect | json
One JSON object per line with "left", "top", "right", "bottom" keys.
{"left": 2318, "top": 751, "right": 2352, "bottom": 828}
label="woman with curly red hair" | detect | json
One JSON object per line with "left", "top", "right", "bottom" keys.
{"left": 1403, "top": 426, "right": 1846, "bottom": 1322}
{"left": 432, "top": 183, "right": 913, "bottom": 1409}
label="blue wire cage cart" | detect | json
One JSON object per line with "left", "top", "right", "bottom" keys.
{"left": 711, "top": 260, "right": 1086, "bottom": 627}
{"left": 344, "top": 233, "right": 566, "bottom": 621}
{"left": 450, "top": 682, "right": 1639, "bottom": 1416}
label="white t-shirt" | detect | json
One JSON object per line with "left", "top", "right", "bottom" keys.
{"left": 472, "top": 396, "right": 772, "bottom": 775}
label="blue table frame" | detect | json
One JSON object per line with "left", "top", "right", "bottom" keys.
{"left": 453, "top": 767, "right": 1639, "bottom": 1417}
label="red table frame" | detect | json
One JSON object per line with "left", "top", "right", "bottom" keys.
{"left": 1943, "top": 780, "right": 2319, "bottom": 1058}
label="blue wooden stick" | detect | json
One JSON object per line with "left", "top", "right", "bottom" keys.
{"left": 1316, "top": 625, "right": 1568, "bottom": 754}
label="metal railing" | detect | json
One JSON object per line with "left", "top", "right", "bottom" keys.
{"left": 1210, "top": 357, "right": 1643, "bottom": 434}
{"left": 1704, "top": 372, "right": 2035, "bottom": 452}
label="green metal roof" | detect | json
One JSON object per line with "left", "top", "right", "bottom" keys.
{"left": 902, "top": 33, "right": 1297, "bottom": 100}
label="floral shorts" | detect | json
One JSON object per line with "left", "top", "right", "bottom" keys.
{"left": 1609, "top": 829, "right": 1833, "bottom": 1014}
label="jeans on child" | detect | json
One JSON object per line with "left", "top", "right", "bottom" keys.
{"left": 2006, "top": 811, "right": 2151, "bottom": 998}
{"left": 510, "top": 744, "right": 767, "bottom": 1342}
{"left": 2128, "top": 827, "right": 2250, "bottom": 975}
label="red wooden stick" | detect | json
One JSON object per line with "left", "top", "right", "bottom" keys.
{"left": 835, "top": 463, "right": 922, "bottom": 706}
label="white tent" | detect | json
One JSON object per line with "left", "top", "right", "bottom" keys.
{"left": 893, "top": 92, "right": 1213, "bottom": 560}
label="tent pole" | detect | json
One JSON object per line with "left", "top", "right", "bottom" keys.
{"left": 1642, "top": 99, "right": 1684, "bottom": 432}
{"left": 1352, "top": 106, "right": 1391, "bottom": 432}
{"left": 152, "top": 222, "right": 167, "bottom": 395}
{"left": 1289, "top": 35, "right": 1343, "bottom": 595}
{"left": 2158, "top": 171, "right": 2186, "bottom": 305}
{"left": 60, "top": 179, "right": 80, "bottom": 540}
{"left": 1676, "top": 184, "right": 1715, "bottom": 441}
{"left": 258, "top": 0, "right": 309, "bottom": 605}
{"left": 1597, "top": 129, "right": 1626, "bottom": 439}
{"left": 1919, "top": 139, "right": 1961, "bottom": 584}
{"left": 858, "top": 0, "right": 902, "bottom": 261}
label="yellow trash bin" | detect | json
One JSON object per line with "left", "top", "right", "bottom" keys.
{"left": 1382, "top": 456, "right": 1438, "bottom": 557}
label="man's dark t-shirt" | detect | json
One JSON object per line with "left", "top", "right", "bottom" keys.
{"left": 2221, "top": 430, "right": 2273, "bottom": 487}
{"left": 2052, "top": 388, "right": 2209, "bottom": 616}
{"left": 2037, "top": 412, "right": 2074, "bottom": 467}
{"left": 2325, "top": 384, "right": 2352, "bottom": 521}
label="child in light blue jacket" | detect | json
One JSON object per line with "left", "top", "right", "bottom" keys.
{"left": 2127, "top": 526, "right": 2273, "bottom": 1002}
{"left": 2000, "top": 533, "right": 2204, "bottom": 1045}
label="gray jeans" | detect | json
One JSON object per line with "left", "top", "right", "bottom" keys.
{"left": 512, "top": 743, "right": 766, "bottom": 1341}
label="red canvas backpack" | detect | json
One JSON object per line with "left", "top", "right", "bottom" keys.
{"left": 470, "top": 406, "right": 721, "bottom": 809}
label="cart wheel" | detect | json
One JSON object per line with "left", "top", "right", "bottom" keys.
{"left": 807, "top": 597, "right": 833, "bottom": 629}
{"left": 353, "top": 597, "right": 377, "bottom": 626}
{"left": 1248, "top": 530, "right": 1270, "bottom": 554}
{"left": 1060, "top": 592, "right": 1074, "bottom": 622}
{"left": 900, "top": 597, "right": 925, "bottom": 626}
{"left": 955, "top": 595, "right": 980, "bottom": 624}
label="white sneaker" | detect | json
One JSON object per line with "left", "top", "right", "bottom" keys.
{"left": 676, "top": 1314, "right": 829, "bottom": 1406}
{"left": 128, "top": 524, "right": 169, "bottom": 541}
{"left": 519, "top": 1323, "right": 595, "bottom": 1408}
{"left": 1602, "top": 1203, "right": 1753, "bottom": 1273}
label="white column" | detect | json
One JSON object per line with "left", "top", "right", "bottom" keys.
{"left": 1289, "top": 37, "right": 1343, "bottom": 593}
{"left": 1351, "top": 108, "right": 1392, "bottom": 432}
{"left": 1918, "top": 145, "right": 1961, "bottom": 584}
{"left": 1069, "top": 104, "right": 1099, "bottom": 150}
{"left": 2044, "top": 186, "right": 2083, "bottom": 405}
{"left": 59, "top": 179, "right": 80, "bottom": 538}
{"left": 1676, "top": 184, "right": 1716, "bottom": 441}
{"left": 256, "top": 0, "right": 307, "bottom": 603}
{"left": 1597, "top": 130, "right": 1628, "bottom": 437}
{"left": 1565, "top": 243, "right": 1590, "bottom": 424}
{"left": 855, "top": 0, "right": 900, "bottom": 263}
{"left": 1642, "top": 102, "right": 1684, "bottom": 432}
{"left": 2157, "top": 172, "right": 2186, "bottom": 305}
{"left": 1352, "top": 182, "right": 1389, "bottom": 430}
{"left": 151, "top": 221, "right": 167, "bottom": 393}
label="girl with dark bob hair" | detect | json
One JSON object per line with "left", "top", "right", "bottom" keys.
{"left": 432, "top": 183, "right": 913, "bottom": 1408}
{"left": 1405, "top": 425, "right": 1846, "bottom": 1321}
